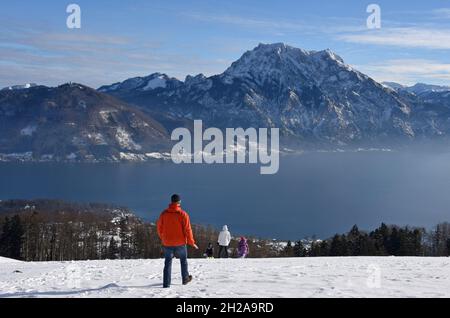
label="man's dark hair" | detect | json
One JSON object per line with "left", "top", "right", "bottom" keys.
{"left": 171, "top": 194, "right": 181, "bottom": 203}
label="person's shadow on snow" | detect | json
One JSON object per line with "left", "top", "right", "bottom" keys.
{"left": 0, "top": 282, "right": 164, "bottom": 298}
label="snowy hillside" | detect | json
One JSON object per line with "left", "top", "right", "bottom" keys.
{"left": 0, "top": 256, "right": 21, "bottom": 264}
{"left": 1, "top": 257, "right": 449, "bottom": 298}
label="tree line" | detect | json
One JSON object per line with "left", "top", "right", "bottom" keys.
{"left": 0, "top": 200, "right": 280, "bottom": 261}
{"left": 2, "top": 200, "right": 450, "bottom": 261}
{"left": 283, "top": 223, "right": 450, "bottom": 257}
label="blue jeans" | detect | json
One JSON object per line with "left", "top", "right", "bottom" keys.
{"left": 163, "top": 245, "right": 189, "bottom": 288}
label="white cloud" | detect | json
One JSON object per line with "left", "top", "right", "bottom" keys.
{"left": 0, "top": 27, "right": 229, "bottom": 88}
{"left": 355, "top": 59, "right": 450, "bottom": 86}
{"left": 339, "top": 27, "right": 450, "bottom": 50}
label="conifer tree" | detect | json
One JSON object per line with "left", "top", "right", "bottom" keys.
{"left": 0, "top": 215, "right": 24, "bottom": 260}
{"left": 284, "top": 240, "right": 294, "bottom": 257}
{"left": 108, "top": 237, "right": 119, "bottom": 260}
{"left": 293, "top": 240, "right": 305, "bottom": 257}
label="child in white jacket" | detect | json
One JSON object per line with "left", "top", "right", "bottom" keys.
{"left": 217, "top": 225, "right": 231, "bottom": 258}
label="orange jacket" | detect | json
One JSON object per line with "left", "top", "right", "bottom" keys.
{"left": 157, "top": 203, "right": 196, "bottom": 247}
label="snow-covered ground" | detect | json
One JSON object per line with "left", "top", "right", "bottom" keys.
{"left": 0, "top": 257, "right": 449, "bottom": 298}
{"left": 0, "top": 256, "right": 21, "bottom": 264}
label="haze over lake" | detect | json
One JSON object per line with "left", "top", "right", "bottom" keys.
{"left": 1, "top": 151, "right": 450, "bottom": 239}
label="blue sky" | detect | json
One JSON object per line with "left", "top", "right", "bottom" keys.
{"left": 1, "top": 0, "right": 450, "bottom": 88}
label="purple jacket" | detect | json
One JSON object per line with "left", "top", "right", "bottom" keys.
{"left": 238, "top": 238, "right": 249, "bottom": 257}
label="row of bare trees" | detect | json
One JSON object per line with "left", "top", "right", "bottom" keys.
{"left": 0, "top": 204, "right": 282, "bottom": 261}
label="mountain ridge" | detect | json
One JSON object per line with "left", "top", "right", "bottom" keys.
{"left": 2, "top": 43, "right": 450, "bottom": 162}
{"left": 0, "top": 83, "right": 170, "bottom": 162}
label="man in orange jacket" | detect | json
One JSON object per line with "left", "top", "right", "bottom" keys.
{"left": 157, "top": 194, "right": 198, "bottom": 288}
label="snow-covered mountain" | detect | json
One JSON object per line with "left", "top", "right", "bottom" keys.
{"left": 3, "top": 43, "right": 450, "bottom": 160}
{"left": 101, "top": 43, "right": 440, "bottom": 147}
{"left": 0, "top": 83, "right": 170, "bottom": 162}
{"left": 98, "top": 73, "right": 182, "bottom": 94}
{"left": 381, "top": 81, "right": 450, "bottom": 138}
{"left": 383, "top": 82, "right": 450, "bottom": 95}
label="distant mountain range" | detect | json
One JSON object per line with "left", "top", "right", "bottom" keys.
{"left": 2, "top": 43, "right": 450, "bottom": 162}
{"left": 383, "top": 82, "right": 450, "bottom": 95}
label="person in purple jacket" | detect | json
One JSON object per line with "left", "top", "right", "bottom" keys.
{"left": 237, "top": 237, "right": 249, "bottom": 258}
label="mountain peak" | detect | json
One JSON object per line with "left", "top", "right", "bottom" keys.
{"left": 221, "top": 42, "right": 349, "bottom": 88}
{"left": 59, "top": 82, "right": 91, "bottom": 90}
{"left": 254, "top": 42, "right": 289, "bottom": 51}
{"left": 252, "top": 42, "right": 309, "bottom": 56}
{"left": 312, "top": 48, "right": 344, "bottom": 64}
{"left": 223, "top": 43, "right": 308, "bottom": 79}
{"left": 252, "top": 43, "right": 344, "bottom": 62}
{"left": 98, "top": 73, "right": 182, "bottom": 93}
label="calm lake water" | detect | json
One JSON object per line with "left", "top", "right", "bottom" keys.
{"left": 1, "top": 152, "right": 450, "bottom": 239}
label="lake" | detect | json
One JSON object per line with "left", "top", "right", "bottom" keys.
{"left": 1, "top": 151, "right": 450, "bottom": 240}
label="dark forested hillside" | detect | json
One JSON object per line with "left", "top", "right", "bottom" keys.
{"left": 0, "top": 199, "right": 282, "bottom": 261}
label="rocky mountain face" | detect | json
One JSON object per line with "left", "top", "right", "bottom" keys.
{"left": 382, "top": 82, "right": 450, "bottom": 138}
{"left": 0, "top": 83, "right": 170, "bottom": 162}
{"left": 101, "top": 43, "right": 437, "bottom": 147}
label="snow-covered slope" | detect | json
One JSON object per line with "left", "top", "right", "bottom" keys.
{"left": 0, "top": 256, "right": 22, "bottom": 264}
{"left": 1, "top": 257, "right": 449, "bottom": 298}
